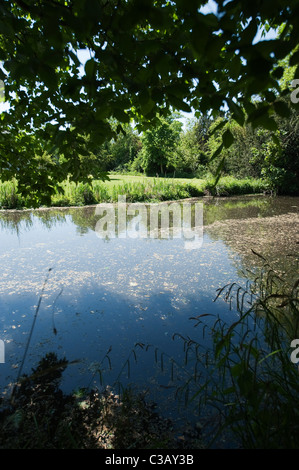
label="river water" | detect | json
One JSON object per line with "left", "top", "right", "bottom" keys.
{"left": 0, "top": 195, "right": 298, "bottom": 440}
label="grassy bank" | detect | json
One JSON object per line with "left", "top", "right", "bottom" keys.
{"left": 0, "top": 176, "right": 268, "bottom": 209}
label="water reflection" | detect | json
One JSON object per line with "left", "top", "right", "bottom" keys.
{"left": 0, "top": 194, "right": 298, "bottom": 232}
{"left": 0, "top": 195, "right": 298, "bottom": 427}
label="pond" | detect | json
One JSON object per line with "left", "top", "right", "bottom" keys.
{"left": 0, "top": 195, "right": 298, "bottom": 438}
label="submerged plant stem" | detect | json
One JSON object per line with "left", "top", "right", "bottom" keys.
{"left": 10, "top": 268, "right": 53, "bottom": 402}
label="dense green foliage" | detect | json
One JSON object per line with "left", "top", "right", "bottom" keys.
{"left": 205, "top": 101, "right": 299, "bottom": 193}
{"left": 1, "top": 96, "right": 298, "bottom": 208}
{"left": 0, "top": 93, "right": 298, "bottom": 207}
{"left": 131, "top": 115, "right": 182, "bottom": 175}
{"left": 0, "top": 0, "right": 299, "bottom": 202}
{"left": 79, "top": 102, "right": 299, "bottom": 196}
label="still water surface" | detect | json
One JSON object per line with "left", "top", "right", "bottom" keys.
{"left": 0, "top": 195, "right": 298, "bottom": 429}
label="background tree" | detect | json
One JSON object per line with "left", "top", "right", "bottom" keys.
{"left": 97, "top": 123, "right": 142, "bottom": 172}
{"left": 108, "top": 125, "right": 141, "bottom": 172}
{"left": 132, "top": 115, "right": 182, "bottom": 175}
{"left": 177, "top": 115, "right": 212, "bottom": 176}
{"left": 254, "top": 105, "right": 299, "bottom": 194}
{"left": 204, "top": 97, "right": 299, "bottom": 193}
{"left": 223, "top": 123, "right": 265, "bottom": 179}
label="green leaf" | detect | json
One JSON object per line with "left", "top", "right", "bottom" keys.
{"left": 0, "top": 81, "right": 4, "bottom": 103}
{"left": 84, "top": 59, "right": 96, "bottom": 78}
{"left": 240, "top": 18, "right": 258, "bottom": 45}
{"left": 116, "top": 124, "right": 126, "bottom": 136}
{"left": 113, "top": 108, "right": 131, "bottom": 123}
{"left": 231, "top": 363, "right": 243, "bottom": 378}
{"left": 289, "top": 50, "right": 299, "bottom": 67}
{"left": 258, "top": 349, "right": 282, "bottom": 365}
{"left": 273, "top": 100, "right": 291, "bottom": 118}
{"left": 209, "top": 119, "right": 226, "bottom": 136}
{"left": 138, "top": 89, "right": 150, "bottom": 106}
{"left": 215, "top": 338, "right": 226, "bottom": 359}
{"left": 68, "top": 50, "right": 81, "bottom": 67}
{"left": 222, "top": 129, "right": 234, "bottom": 148}
{"left": 228, "top": 100, "right": 245, "bottom": 126}
{"left": 271, "top": 132, "right": 282, "bottom": 149}
{"left": 247, "top": 105, "right": 269, "bottom": 124}
{"left": 214, "top": 156, "right": 226, "bottom": 182}
{"left": 142, "top": 100, "right": 155, "bottom": 115}
{"left": 271, "top": 66, "right": 284, "bottom": 80}
{"left": 239, "top": 372, "right": 255, "bottom": 398}
{"left": 210, "top": 143, "right": 224, "bottom": 162}
{"left": 38, "top": 64, "right": 58, "bottom": 89}
{"left": 253, "top": 115, "right": 278, "bottom": 131}
{"left": 190, "top": 24, "right": 209, "bottom": 57}
{"left": 168, "top": 95, "right": 192, "bottom": 113}
{"left": 247, "top": 104, "right": 278, "bottom": 131}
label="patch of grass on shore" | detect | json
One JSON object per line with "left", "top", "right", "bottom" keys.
{"left": 0, "top": 175, "right": 269, "bottom": 209}
{"left": 0, "top": 179, "right": 25, "bottom": 209}
{"left": 204, "top": 176, "right": 267, "bottom": 196}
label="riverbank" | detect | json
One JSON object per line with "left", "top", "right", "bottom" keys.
{"left": 0, "top": 176, "right": 268, "bottom": 209}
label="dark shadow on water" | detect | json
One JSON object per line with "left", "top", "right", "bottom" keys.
{"left": 0, "top": 278, "right": 239, "bottom": 446}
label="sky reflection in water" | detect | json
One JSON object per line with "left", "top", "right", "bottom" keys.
{"left": 0, "top": 196, "right": 298, "bottom": 424}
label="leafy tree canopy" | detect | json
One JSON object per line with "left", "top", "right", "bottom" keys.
{"left": 0, "top": 0, "right": 299, "bottom": 203}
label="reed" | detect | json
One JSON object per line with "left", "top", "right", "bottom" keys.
{"left": 204, "top": 176, "right": 267, "bottom": 196}
{"left": 174, "top": 252, "right": 299, "bottom": 448}
{"left": 0, "top": 176, "right": 268, "bottom": 208}
{"left": 0, "top": 179, "right": 25, "bottom": 209}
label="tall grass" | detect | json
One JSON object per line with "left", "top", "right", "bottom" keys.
{"left": 174, "top": 253, "right": 299, "bottom": 448}
{"left": 109, "top": 179, "right": 202, "bottom": 202}
{"left": 0, "top": 176, "right": 269, "bottom": 209}
{"left": 49, "top": 176, "right": 269, "bottom": 207}
{"left": 51, "top": 178, "right": 204, "bottom": 206}
{"left": 0, "top": 179, "right": 25, "bottom": 209}
{"left": 204, "top": 176, "right": 267, "bottom": 196}
{"left": 51, "top": 181, "right": 97, "bottom": 206}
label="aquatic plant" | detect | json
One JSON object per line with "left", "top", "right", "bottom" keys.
{"left": 174, "top": 252, "right": 299, "bottom": 448}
